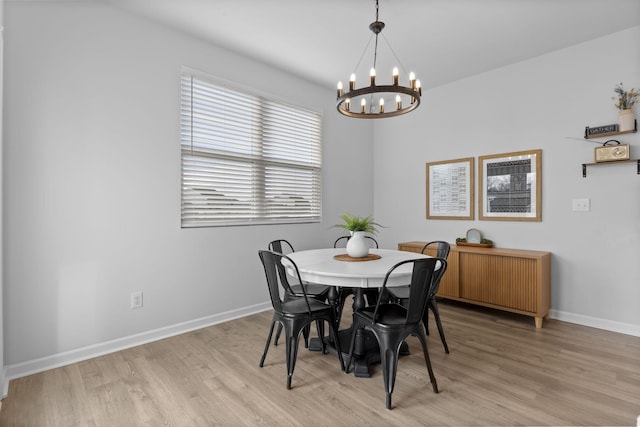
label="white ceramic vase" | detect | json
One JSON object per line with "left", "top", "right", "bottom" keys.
{"left": 346, "top": 231, "right": 370, "bottom": 258}
{"left": 618, "top": 109, "right": 635, "bottom": 132}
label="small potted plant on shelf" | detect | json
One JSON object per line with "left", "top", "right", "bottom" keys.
{"left": 334, "top": 212, "right": 382, "bottom": 258}
{"left": 612, "top": 82, "right": 638, "bottom": 132}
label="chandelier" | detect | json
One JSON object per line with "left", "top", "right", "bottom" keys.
{"left": 336, "top": 0, "right": 421, "bottom": 119}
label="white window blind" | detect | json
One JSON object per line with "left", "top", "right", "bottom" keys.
{"left": 180, "top": 71, "right": 322, "bottom": 227}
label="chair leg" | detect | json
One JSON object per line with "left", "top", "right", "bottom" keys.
{"left": 416, "top": 326, "right": 439, "bottom": 393}
{"left": 302, "top": 324, "right": 310, "bottom": 348}
{"left": 335, "top": 292, "right": 347, "bottom": 328}
{"left": 328, "top": 315, "right": 345, "bottom": 372}
{"left": 429, "top": 301, "right": 449, "bottom": 354}
{"left": 381, "top": 346, "right": 400, "bottom": 409}
{"left": 423, "top": 309, "right": 430, "bottom": 335}
{"left": 277, "top": 322, "right": 311, "bottom": 348}
{"left": 274, "top": 323, "right": 283, "bottom": 346}
{"left": 260, "top": 319, "right": 277, "bottom": 367}
{"left": 284, "top": 324, "right": 304, "bottom": 390}
{"left": 375, "top": 331, "right": 405, "bottom": 410}
{"left": 315, "top": 320, "right": 326, "bottom": 354}
{"left": 345, "top": 316, "right": 364, "bottom": 374}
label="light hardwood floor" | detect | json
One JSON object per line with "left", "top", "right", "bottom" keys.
{"left": 1, "top": 300, "right": 639, "bottom": 426}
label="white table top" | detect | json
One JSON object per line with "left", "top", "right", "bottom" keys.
{"left": 285, "top": 248, "right": 431, "bottom": 288}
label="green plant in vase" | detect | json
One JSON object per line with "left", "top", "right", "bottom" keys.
{"left": 334, "top": 212, "right": 383, "bottom": 258}
{"left": 335, "top": 212, "right": 382, "bottom": 235}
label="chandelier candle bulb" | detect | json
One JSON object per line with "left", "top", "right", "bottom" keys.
{"left": 361, "top": 98, "right": 366, "bottom": 113}
{"left": 337, "top": 81, "right": 344, "bottom": 98}
{"left": 393, "top": 67, "right": 399, "bottom": 85}
{"left": 349, "top": 73, "right": 356, "bottom": 91}
{"left": 416, "top": 80, "right": 422, "bottom": 95}
{"left": 345, "top": 98, "right": 350, "bottom": 111}
{"left": 409, "top": 72, "right": 416, "bottom": 89}
{"left": 370, "top": 68, "right": 376, "bottom": 86}
{"left": 379, "top": 98, "right": 384, "bottom": 113}
{"left": 396, "top": 94, "right": 402, "bottom": 110}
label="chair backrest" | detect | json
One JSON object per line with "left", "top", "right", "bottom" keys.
{"left": 421, "top": 241, "right": 451, "bottom": 260}
{"left": 374, "top": 257, "right": 446, "bottom": 326}
{"left": 268, "top": 239, "right": 295, "bottom": 255}
{"left": 267, "top": 239, "right": 297, "bottom": 289}
{"left": 421, "top": 241, "right": 450, "bottom": 298}
{"left": 333, "top": 235, "right": 379, "bottom": 248}
{"left": 258, "top": 250, "right": 311, "bottom": 314}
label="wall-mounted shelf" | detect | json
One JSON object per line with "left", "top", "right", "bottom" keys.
{"left": 584, "top": 119, "right": 637, "bottom": 139}
{"left": 582, "top": 158, "right": 640, "bottom": 177}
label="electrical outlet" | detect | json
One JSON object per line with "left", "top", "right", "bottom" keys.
{"left": 130, "top": 291, "right": 143, "bottom": 309}
{"left": 572, "top": 198, "right": 590, "bottom": 212}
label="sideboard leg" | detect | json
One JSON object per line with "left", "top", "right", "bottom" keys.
{"left": 535, "top": 317, "right": 543, "bottom": 329}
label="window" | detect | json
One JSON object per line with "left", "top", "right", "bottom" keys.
{"left": 180, "top": 69, "right": 322, "bottom": 227}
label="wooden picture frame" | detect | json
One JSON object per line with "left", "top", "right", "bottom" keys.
{"left": 479, "top": 149, "right": 541, "bottom": 221}
{"left": 426, "top": 157, "right": 474, "bottom": 220}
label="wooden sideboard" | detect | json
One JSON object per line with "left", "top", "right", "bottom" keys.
{"left": 398, "top": 241, "right": 551, "bottom": 328}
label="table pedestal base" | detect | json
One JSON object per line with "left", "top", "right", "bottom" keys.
{"left": 309, "top": 330, "right": 409, "bottom": 378}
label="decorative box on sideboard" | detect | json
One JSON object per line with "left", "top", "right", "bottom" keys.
{"left": 398, "top": 241, "right": 551, "bottom": 328}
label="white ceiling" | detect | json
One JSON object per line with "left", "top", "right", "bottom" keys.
{"left": 102, "top": 0, "right": 640, "bottom": 89}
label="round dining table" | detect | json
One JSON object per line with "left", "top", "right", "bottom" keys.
{"left": 285, "top": 248, "right": 432, "bottom": 377}
{"left": 285, "top": 248, "right": 430, "bottom": 288}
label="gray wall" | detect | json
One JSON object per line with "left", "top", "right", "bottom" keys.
{"left": 373, "top": 26, "right": 640, "bottom": 332}
{"left": 2, "top": 1, "right": 373, "bottom": 377}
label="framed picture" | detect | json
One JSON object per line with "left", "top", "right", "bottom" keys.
{"left": 426, "top": 157, "right": 474, "bottom": 220}
{"left": 479, "top": 149, "right": 541, "bottom": 221}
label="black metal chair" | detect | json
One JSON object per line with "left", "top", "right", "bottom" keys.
{"left": 333, "top": 235, "right": 380, "bottom": 325}
{"left": 258, "top": 250, "right": 345, "bottom": 389}
{"left": 346, "top": 257, "right": 444, "bottom": 409}
{"left": 267, "top": 239, "right": 331, "bottom": 347}
{"left": 387, "top": 241, "right": 451, "bottom": 353}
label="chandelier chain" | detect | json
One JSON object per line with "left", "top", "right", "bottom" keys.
{"left": 352, "top": 34, "right": 374, "bottom": 76}
{"left": 380, "top": 33, "right": 410, "bottom": 77}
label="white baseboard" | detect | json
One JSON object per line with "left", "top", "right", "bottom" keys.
{"left": 550, "top": 309, "right": 640, "bottom": 337}
{"left": 2, "top": 302, "right": 272, "bottom": 398}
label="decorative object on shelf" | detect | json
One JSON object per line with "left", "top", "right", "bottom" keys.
{"left": 335, "top": 0, "right": 421, "bottom": 119}
{"left": 618, "top": 110, "right": 636, "bottom": 132}
{"left": 334, "top": 213, "right": 382, "bottom": 258}
{"left": 478, "top": 149, "right": 542, "bottom": 222}
{"left": 612, "top": 82, "right": 638, "bottom": 132}
{"left": 584, "top": 120, "right": 637, "bottom": 139}
{"left": 465, "top": 228, "right": 482, "bottom": 243}
{"left": 456, "top": 228, "right": 494, "bottom": 247}
{"left": 594, "top": 139, "right": 630, "bottom": 163}
{"left": 426, "top": 158, "right": 474, "bottom": 220}
{"left": 584, "top": 123, "right": 618, "bottom": 138}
